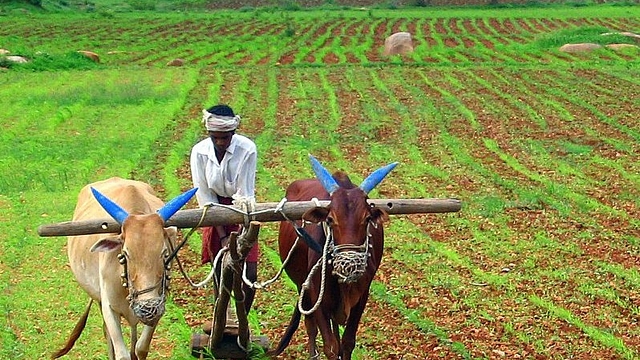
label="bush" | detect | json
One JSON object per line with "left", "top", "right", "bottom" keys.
{"left": 2, "top": 51, "right": 100, "bottom": 72}
{"left": 127, "top": 0, "right": 155, "bottom": 11}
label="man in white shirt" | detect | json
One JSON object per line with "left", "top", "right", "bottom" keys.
{"left": 190, "top": 104, "right": 259, "bottom": 322}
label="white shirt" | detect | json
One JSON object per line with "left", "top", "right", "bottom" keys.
{"left": 190, "top": 134, "right": 257, "bottom": 207}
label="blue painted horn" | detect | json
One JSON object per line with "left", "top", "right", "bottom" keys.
{"left": 157, "top": 187, "right": 198, "bottom": 222}
{"left": 359, "top": 162, "right": 398, "bottom": 194}
{"left": 309, "top": 155, "right": 398, "bottom": 195}
{"left": 309, "top": 155, "right": 339, "bottom": 194}
{"left": 91, "top": 187, "right": 198, "bottom": 225}
{"left": 91, "top": 187, "right": 129, "bottom": 224}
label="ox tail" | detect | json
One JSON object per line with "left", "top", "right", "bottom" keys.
{"left": 51, "top": 299, "right": 93, "bottom": 359}
{"left": 266, "top": 306, "right": 301, "bottom": 357}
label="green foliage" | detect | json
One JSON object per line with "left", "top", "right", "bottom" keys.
{"left": 277, "top": 0, "right": 300, "bottom": 11}
{"left": 1, "top": 51, "right": 99, "bottom": 71}
{"left": 559, "top": 140, "right": 593, "bottom": 155}
{"left": 564, "top": 0, "right": 596, "bottom": 7}
{"left": 533, "top": 26, "right": 633, "bottom": 48}
{"left": 127, "top": 0, "right": 154, "bottom": 10}
{"left": 411, "top": 0, "right": 430, "bottom": 6}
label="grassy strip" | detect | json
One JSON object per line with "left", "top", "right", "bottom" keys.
{"left": 369, "top": 282, "right": 472, "bottom": 359}
{"left": 530, "top": 295, "right": 638, "bottom": 360}
{"left": 536, "top": 71, "right": 640, "bottom": 143}
{"left": 0, "top": 68, "right": 202, "bottom": 359}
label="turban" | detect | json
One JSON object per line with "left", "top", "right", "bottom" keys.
{"left": 202, "top": 109, "right": 240, "bottom": 132}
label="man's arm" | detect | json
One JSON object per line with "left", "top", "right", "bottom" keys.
{"left": 237, "top": 149, "right": 257, "bottom": 199}
{"left": 190, "top": 148, "right": 218, "bottom": 207}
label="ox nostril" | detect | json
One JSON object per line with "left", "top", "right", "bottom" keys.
{"left": 386, "top": 202, "right": 393, "bottom": 209}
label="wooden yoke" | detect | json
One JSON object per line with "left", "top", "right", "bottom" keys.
{"left": 37, "top": 198, "right": 462, "bottom": 237}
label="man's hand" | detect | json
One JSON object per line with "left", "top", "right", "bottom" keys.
{"left": 220, "top": 234, "right": 230, "bottom": 248}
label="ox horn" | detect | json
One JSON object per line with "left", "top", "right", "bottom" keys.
{"left": 359, "top": 162, "right": 398, "bottom": 194}
{"left": 157, "top": 187, "right": 198, "bottom": 222}
{"left": 309, "top": 155, "right": 340, "bottom": 194}
{"left": 91, "top": 187, "right": 129, "bottom": 224}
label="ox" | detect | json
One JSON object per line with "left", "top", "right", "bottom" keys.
{"left": 53, "top": 177, "right": 197, "bottom": 360}
{"left": 269, "top": 156, "right": 397, "bottom": 360}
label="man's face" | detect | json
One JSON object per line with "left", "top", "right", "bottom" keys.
{"left": 209, "top": 131, "right": 234, "bottom": 153}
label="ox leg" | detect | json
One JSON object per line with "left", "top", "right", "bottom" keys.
{"left": 103, "top": 320, "right": 116, "bottom": 360}
{"left": 101, "top": 302, "right": 130, "bottom": 360}
{"left": 332, "top": 320, "right": 342, "bottom": 358}
{"left": 315, "top": 312, "right": 340, "bottom": 360}
{"left": 341, "top": 293, "right": 369, "bottom": 360}
{"left": 304, "top": 314, "right": 319, "bottom": 359}
{"left": 99, "top": 304, "right": 116, "bottom": 360}
{"left": 130, "top": 324, "right": 138, "bottom": 360}
{"left": 135, "top": 324, "right": 157, "bottom": 360}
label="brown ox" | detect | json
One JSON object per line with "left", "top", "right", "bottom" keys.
{"left": 53, "top": 177, "right": 196, "bottom": 360}
{"left": 269, "top": 156, "right": 397, "bottom": 360}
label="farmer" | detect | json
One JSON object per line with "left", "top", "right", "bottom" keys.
{"left": 189, "top": 104, "right": 259, "bottom": 331}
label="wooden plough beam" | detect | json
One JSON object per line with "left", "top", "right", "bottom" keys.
{"left": 37, "top": 198, "right": 462, "bottom": 237}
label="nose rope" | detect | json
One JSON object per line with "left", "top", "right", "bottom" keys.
{"left": 298, "top": 224, "right": 331, "bottom": 316}
{"left": 121, "top": 258, "right": 169, "bottom": 302}
{"left": 120, "top": 237, "right": 173, "bottom": 303}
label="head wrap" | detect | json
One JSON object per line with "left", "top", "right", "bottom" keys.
{"left": 202, "top": 109, "right": 240, "bottom": 132}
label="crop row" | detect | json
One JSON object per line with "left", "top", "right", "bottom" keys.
{"left": 145, "top": 61, "right": 640, "bottom": 358}
{"left": 2, "top": 13, "right": 640, "bottom": 68}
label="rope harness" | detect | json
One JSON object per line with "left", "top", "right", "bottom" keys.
{"left": 329, "top": 221, "right": 374, "bottom": 283}
{"left": 297, "top": 217, "right": 374, "bottom": 315}
{"left": 117, "top": 235, "right": 173, "bottom": 325}
{"left": 164, "top": 197, "right": 375, "bottom": 317}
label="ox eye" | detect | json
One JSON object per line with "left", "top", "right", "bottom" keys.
{"left": 326, "top": 217, "right": 335, "bottom": 226}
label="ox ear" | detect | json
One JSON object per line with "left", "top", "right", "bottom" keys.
{"left": 91, "top": 187, "right": 129, "bottom": 224}
{"left": 309, "top": 155, "right": 340, "bottom": 195}
{"left": 157, "top": 188, "right": 198, "bottom": 222}
{"left": 302, "top": 207, "right": 330, "bottom": 224}
{"left": 370, "top": 205, "right": 390, "bottom": 223}
{"left": 90, "top": 236, "right": 123, "bottom": 253}
{"left": 164, "top": 226, "right": 178, "bottom": 243}
{"left": 359, "top": 162, "right": 398, "bottom": 194}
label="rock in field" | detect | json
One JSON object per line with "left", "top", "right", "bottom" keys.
{"left": 383, "top": 32, "right": 414, "bottom": 56}
{"left": 559, "top": 43, "right": 602, "bottom": 52}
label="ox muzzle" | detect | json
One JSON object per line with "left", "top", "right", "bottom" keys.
{"left": 118, "top": 252, "right": 170, "bottom": 326}
{"left": 327, "top": 221, "right": 375, "bottom": 284}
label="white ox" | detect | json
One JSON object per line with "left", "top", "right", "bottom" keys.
{"left": 53, "top": 177, "right": 196, "bottom": 360}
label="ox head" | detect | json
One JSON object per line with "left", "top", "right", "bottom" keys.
{"left": 304, "top": 155, "right": 396, "bottom": 283}
{"left": 89, "top": 187, "right": 197, "bottom": 325}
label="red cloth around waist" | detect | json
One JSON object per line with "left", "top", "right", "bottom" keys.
{"left": 201, "top": 196, "right": 259, "bottom": 264}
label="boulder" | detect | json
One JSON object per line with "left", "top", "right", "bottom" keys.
{"left": 5, "top": 55, "right": 28, "bottom": 63}
{"left": 166, "top": 58, "right": 185, "bottom": 66}
{"left": 77, "top": 50, "right": 100, "bottom": 63}
{"left": 606, "top": 43, "right": 639, "bottom": 51}
{"left": 559, "top": 43, "right": 602, "bottom": 53}
{"left": 383, "top": 32, "right": 413, "bottom": 56}
{"left": 601, "top": 31, "right": 640, "bottom": 41}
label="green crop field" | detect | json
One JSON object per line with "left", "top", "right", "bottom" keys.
{"left": 1, "top": 1, "right": 639, "bottom": 359}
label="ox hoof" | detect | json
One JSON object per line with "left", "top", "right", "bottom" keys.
{"left": 190, "top": 333, "right": 269, "bottom": 359}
